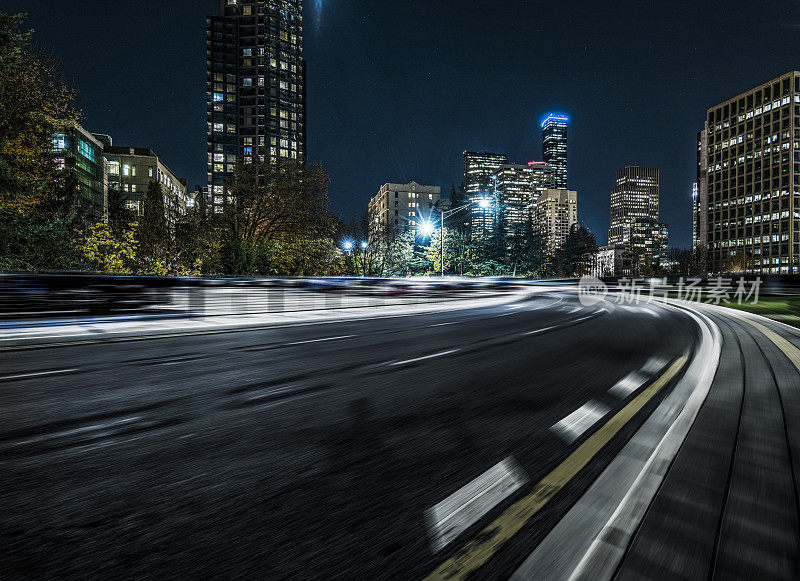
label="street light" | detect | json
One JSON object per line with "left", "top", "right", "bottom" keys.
{"left": 419, "top": 220, "right": 436, "bottom": 238}
{"left": 360, "top": 241, "right": 369, "bottom": 250}
{"left": 437, "top": 197, "right": 494, "bottom": 276}
{"left": 342, "top": 240, "right": 354, "bottom": 251}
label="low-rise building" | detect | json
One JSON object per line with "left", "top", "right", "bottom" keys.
{"left": 103, "top": 146, "right": 189, "bottom": 217}
{"left": 592, "top": 244, "right": 634, "bottom": 277}
{"left": 51, "top": 122, "right": 107, "bottom": 222}
{"left": 368, "top": 181, "right": 441, "bottom": 235}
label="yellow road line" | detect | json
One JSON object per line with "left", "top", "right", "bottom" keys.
{"left": 424, "top": 355, "right": 688, "bottom": 581}
{"left": 726, "top": 312, "right": 800, "bottom": 372}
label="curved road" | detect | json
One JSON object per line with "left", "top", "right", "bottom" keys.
{"left": 1, "top": 289, "right": 797, "bottom": 579}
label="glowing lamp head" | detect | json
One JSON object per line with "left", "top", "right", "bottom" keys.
{"left": 360, "top": 241, "right": 369, "bottom": 250}
{"left": 419, "top": 220, "right": 435, "bottom": 238}
{"left": 342, "top": 240, "right": 354, "bottom": 251}
{"left": 478, "top": 198, "right": 491, "bottom": 209}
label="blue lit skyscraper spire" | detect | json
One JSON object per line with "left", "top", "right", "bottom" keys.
{"left": 541, "top": 113, "right": 568, "bottom": 189}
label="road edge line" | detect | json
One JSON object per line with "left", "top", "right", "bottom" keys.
{"left": 564, "top": 302, "right": 722, "bottom": 580}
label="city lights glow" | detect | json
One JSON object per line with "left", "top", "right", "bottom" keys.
{"left": 419, "top": 220, "right": 436, "bottom": 237}
{"left": 541, "top": 113, "right": 569, "bottom": 128}
{"left": 478, "top": 198, "right": 491, "bottom": 209}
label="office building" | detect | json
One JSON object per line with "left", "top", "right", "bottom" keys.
{"left": 542, "top": 113, "right": 568, "bottom": 189}
{"left": 51, "top": 122, "right": 107, "bottom": 222}
{"left": 698, "top": 71, "right": 800, "bottom": 274}
{"left": 463, "top": 151, "right": 508, "bottom": 235}
{"left": 609, "top": 166, "right": 660, "bottom": 244}
{"left": 206, "top": 0, "right": 306, "bottom": 213}
{"left": 534, "top": 188, "right": 578, "bottom": 253}
{"left": 368, "top": 181, "right": 441, "bottom": 234}
{"left": 494, "top": 162, "right": 555, "bottom": 236}
{"left": 104, "top": 146, "right": 189, "bottom": 218}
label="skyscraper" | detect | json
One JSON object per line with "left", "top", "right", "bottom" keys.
{"left": 534, "top": 189, "right": 578, "bottom": 253}
{"left": 206, "top": 0, "right": 306, "bottom": 213}
{"left": 542, "top": 114, "right": 568, "bottom": 189}
{"left": 609, "top": 166, "right": 669, "bottom": 267}
{"left": 494, "top": 162, "right": 555, "bottom": 236}
{"left": 609, "top": 166, "right": 660, "bottom": 244}
{"left": 698, "top": 71, "right": 800, "bottom": 275}
{"left": 463, "top": 151, "right": 508, "bottom": 235}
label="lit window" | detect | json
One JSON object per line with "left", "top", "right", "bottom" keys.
{"left": 122, "top": 165, "right": 130, "bottom": 176}
{"left": 214, "top": 123, "right": 224, "bottom": 132}
{"left": 242, "top": 78, "right": 253, "bottom": 87}
{"left": 108, "top": 161, "right": 120, "bottom": 175}
{"left": 243, "top": 146, "right": 252, "bottom": 155}
{"left": 213, "top": 92, "right": 224, "bottom": 102}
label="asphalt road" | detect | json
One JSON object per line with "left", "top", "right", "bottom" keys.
{"left": 1, "top": 291, "right": 701, "bottom": 579}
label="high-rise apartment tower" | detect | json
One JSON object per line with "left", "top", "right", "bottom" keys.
{"left": 206, "top": 0, "right": 306, "bottom": 212}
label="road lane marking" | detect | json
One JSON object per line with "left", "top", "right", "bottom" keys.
{"left": 389, "top": 349, "right": 460, "bottom": 367}
{"left": 426, "top": 457, "right": 528, "bottom": 553}
{"left": 524, "top": 326, "right": 556, "bottom": 336}
{"left": 640, "top": 356, "right": 668, "bottom": 375}
{"left": 284, "top": 335, "right": 355, "bottom": 346}
{"left": 551, "top": 401, "right": 611, "bottom": 444}
{"left": 424, "top": 356, "right": 688, "bottom": 581}
{"left": 0, "top": 368, "right": 78, "bottom": 382}
{"left": 608, "top": 372, "right": 647, "bottom": 398}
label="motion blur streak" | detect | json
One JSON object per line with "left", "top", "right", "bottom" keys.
{"left": 2, "top": 281, "right": 800, "bottom": 580}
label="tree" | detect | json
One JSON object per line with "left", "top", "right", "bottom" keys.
{"left": 137, "top": 181, "right": 171, "bottom": 274}
{"left": 424, "top": 228, "right": 463, "bottom": 275}
{"left": 79, "top": 221, "right": 138, "bottom": 275}
{"left": 0, "top": 204, "right": 81, "bottom": 271}
{"left": 218, "top": 160, "right": 336, "bottom": 275}
{"left": 508, "top": 219, "right": 548, "bottom": 278}
{"left": 553, "top": 224, "right": 598, "bottom": 277}
{"left": 0, "top": 12, "right": 77, "bottom": 212}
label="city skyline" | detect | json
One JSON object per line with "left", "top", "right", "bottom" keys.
{"left": 10, "top": 0, "right": 800, "bottom": 247}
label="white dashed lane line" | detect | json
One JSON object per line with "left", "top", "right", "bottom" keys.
{"left": 389, "top": 349, "right": 460, "bottom": 367}
{"left": 284, "top": 335, "right": 355, "bottom": 346}
{"left": 608, "top": 356, "right": 670, "bottom": 398}
{"left": 0, "top": 368, "right": 78, "bottom": 382}
{"left": 426, "top": 456, "right": 528, "bottom": 552}
{"left": 608, "top": 372, "right": 647, "bottom": 398}
{"left": 550, "top": 400, "right": 610, "bottom": 444}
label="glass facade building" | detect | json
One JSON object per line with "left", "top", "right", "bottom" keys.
{"left": 698, "top": 71, "right": 800, "bottom": 274}
{"left": 542, "top": 114, "right": 568, "bottom": 189}
{"left": 494, "top": 162, "right": 555, "bottom": 237}
{"left": 463, "top": 151, "right": 508, "bottom": 235}
{"left": 51, "top": 122, "right": 106, "bottom": 222}
{"left": 206, "top": 0, "right": 306, "bottom": 212}
{"left": 608, "top": 166, "right": 668, "bottom": 267}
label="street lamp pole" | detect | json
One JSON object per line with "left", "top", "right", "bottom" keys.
{"left": 440, "top": 208, "right": 445, "bottom": 276}
{"left": 437, "top": 199, "right": 485, "bottom": 277}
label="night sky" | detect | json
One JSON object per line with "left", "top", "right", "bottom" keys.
{"left": 4, "top": 0, "right": 800, "bottom": 246}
